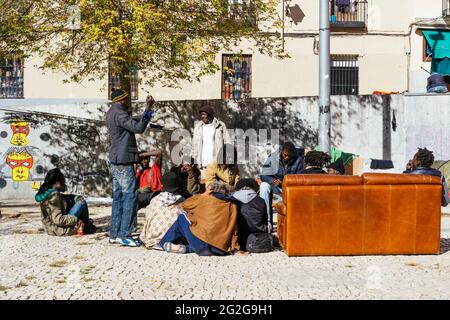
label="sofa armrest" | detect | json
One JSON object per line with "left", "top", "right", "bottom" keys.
{"left": 274, "top": 202, "right": 286, "bottom": 216}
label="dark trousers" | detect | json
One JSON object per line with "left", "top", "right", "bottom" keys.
{"left": 160, "top": 214, "right": 226, "bottom": 256}
{"left": 137, "top": 191, "right": 159, "bottom": 211}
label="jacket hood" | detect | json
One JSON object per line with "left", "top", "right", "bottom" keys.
{"left": 232, "top": 188, "right": 257, "bottom": 204}
{"left": 35, "top": 189, "right": 56, "bottom": 203}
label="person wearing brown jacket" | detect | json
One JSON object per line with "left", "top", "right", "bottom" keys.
{"left": 205, "top": 144, "right": 240, "bottom": 190}
{"left": 159, "top": 181, "right": 239, "bottom": 256}
{"left": 35, "top": 168, "right": 96, "bottom": 236}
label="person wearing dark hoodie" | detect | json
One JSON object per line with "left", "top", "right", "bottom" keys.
{"left": 299, "top": 150, "right": 331, "bottom": 174}
{"left": 231, "top": 178, "right": 268, "bottom": 250}
{"left": 35, "top": 168, "right": 96, "bottom": 236}
{"left": 327, "top": 158, "right": 346, "bottom": 175}
{"left": 159, "top": 181, "right": 241, "bottom": 256}
{"left": 404, "top": 148, "right": 449, "bottom": 207}
{"left": 260, "top": 142, "right": 305, "bottom": 231}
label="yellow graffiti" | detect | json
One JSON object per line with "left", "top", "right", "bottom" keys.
{"left": 31, "top": 181, "right": 42, "bottom": 190}
{"left": 6, "top": 151, "right": 34, "bottom": 182}
{"left": 10, "top": 120, "right": 30, "bottom": 146}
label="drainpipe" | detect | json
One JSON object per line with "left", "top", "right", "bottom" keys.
{"left": 318, "top": 0, "right": 331, "bottom": 153}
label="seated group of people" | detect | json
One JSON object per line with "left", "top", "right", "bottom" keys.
{"left": 35, "top": 141, "right": 448, "bottom": 256}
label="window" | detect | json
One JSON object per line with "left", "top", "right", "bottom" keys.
{"left": 331, "top": 55, "right": 359, "bottom": 95}
{"left": 423, "top": 36, "right": 433, "bottom": 62}
{"left": 329, "top": 0, "right": 368, "bottom": 29}
{"left": 0, "top": 56, "right": 24, "bottom": 99}
{"left": 108, "top": 66, "right": 139, "bottom": 100}
{"left": 444, "top": 0, "right": 450, "bottom": 16}
{"left": 226, "top": 0, "right": 257, "bottom": 27}
{"left": 222, "top": 54, "right": 252, "bottom": 99}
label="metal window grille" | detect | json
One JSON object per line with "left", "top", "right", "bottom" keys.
{"left": 329, "top": 0, "right": 368, "bottom": 28}
{"left": 222, "top": 54, "right": 252, "bottom": 99}
{"left": 227, "top": 0, "right": 257, "bottom": 26}
{"left": 330, "top": 55, "right": 359, "bottom": 95}
{"left": 0, "top": 56, "right": 24, "bottom": 99}
{"left": 108, "top": 66, "right": 139, "bottom": 100}
{"left": 444, "top": 0, "right": 450, "bottom": 16}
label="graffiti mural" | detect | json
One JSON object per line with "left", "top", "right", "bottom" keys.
{"left": 0, "top": 113, "right": 44, "bottom": 189}
{"left": 5, "top": 147, "right": 34, "bottom": 181}
{"left": 10, "top": 118, "right": 31, "bottom": 146}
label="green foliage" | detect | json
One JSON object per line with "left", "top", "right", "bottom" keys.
{"left": 0, "top": 0, "right": 287, "bottom": 90}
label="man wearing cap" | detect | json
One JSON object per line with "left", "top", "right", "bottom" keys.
{"left": 106, "top": 89, "right": 155, "bottom": 247}
{"left": 192, "top": 105, "right": 230, "bottom": 181}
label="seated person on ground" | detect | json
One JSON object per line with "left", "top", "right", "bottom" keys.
{"left": 170, "top": 157, "right": 203, "bottom": 197}
{"left": 327, "top": 158, "right": 346, "bottom": 175}
{"left": 135, "top": 150, "right": 163, "bottom": 210}
{"left": 260, "top": 142, "right": 304, "bottom": 230}
{"left": 35, "top": 168, "right": 96, "bottom": 236}
{"left": 205, "top": 144, "right": 240, "bottom": 190}
{"left": 159, "top": 181, "right": 241, "bottom": 256}
{"left": 231, "top": 178, "right": 269, "bottom": 250}
{"left": 404, "top": 147, "right": 449, "bottom": 207}
{"left": 139, "top": 172, "right": 186, "bottom": 249}
{"left": 299, "top": 150, "right": 331, "bottom": 174}
{"left": 427, "top": 72, "right": 448, "bottom": 94}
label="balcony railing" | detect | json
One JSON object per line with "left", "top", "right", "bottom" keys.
{"left": 329, "top": 0, "right": 368, "bottom": 29}
{"left": 444, "top": 0, "right": 450, "bottom": 16}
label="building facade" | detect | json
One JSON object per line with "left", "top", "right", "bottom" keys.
{"left": 1, "top": 0, "right": 449, "bottom": 101}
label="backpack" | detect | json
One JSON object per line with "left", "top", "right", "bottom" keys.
{"left": 246, "top": 233, "right": 274, "bottom": 253}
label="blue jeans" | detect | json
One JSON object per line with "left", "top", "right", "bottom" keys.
{"left": 109, "top": 163, "right": 137, "bottom": 239}
{"left": 160, "top": 214, "right": 226, "bottom": 256}
{"left": 259, "top": 182, "right": 282, "bottom": 228}
{"left": 68, "top": 199, "right": 89, "bottom": 223}
{"left": 427, "top": 86, "right": 448, "bottom": 93}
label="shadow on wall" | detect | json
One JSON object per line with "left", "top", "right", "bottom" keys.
{"left": 0, "top": 94, "right": 413, "bottom": 198}
{"left": 0, "top": 110, "right": 112, "bottom": 197}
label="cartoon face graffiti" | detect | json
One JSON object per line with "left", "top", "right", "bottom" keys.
{"left": 6, "top": 151, "right": 34, "bottom": 181}
{"left": 10, "top": 120, "right": 30, "bottom": 146}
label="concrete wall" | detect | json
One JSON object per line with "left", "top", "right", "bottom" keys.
{"left": 1, "top": 93, "right": 449, "bottom": 200}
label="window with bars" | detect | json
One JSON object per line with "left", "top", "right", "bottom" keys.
{"left": 108, "top": 66, "right": 139, "bottom": 100}
{"left": 330, "top": 55, "right": 359, "bottom": 95}
{"left": 0, "top": 56, "right": 24, "bottom": 99}
{"left": 222, "top": 54, "right": 252, "bottom": 99}
{"left": 226, "top": 0, "right": 257, "bottom": 27}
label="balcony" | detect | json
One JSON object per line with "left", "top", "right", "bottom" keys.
{"left": 444, "top": 0, "right": 450, "bottom": 16}
{"left": 329, "top": 0, "right": 368, "bottom": 29}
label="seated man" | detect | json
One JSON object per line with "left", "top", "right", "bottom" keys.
{"left": 327, "top": 158, "right": 346, "bottom": 175}
{"left": 404, "top": 148, "right": 449, "bottom": 207}
{"left": 260, "top": 142, "right": 305, "bottom": 230}
{"left": 205, "top": 144, "right": 240, "bottom": 190}
{"left": 427, "top": 72, "right": 448, "bottom": 94}
{"left": 135, "top": 150, "right": 162, "bottom": 210}
{"left": 231, "top": 178, "right": 268, "bottom": 250}
{"left": 159, "top": 181, "right": 241, "bottom": 256}
{"left": 170, "top": 157, "right": 203, "bottom": 198}
{"left": 35, "top": 168, "right": 96, "bottom": 236}
{"left": 299, "top": 150, "right": 331, "bottom": 174}
{"left": 139, "top": 172, "right": 186, "bottom": 250}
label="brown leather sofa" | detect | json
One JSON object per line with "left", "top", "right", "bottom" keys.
{"left": 276, "top": 173, "right": 442, "bottom": 256}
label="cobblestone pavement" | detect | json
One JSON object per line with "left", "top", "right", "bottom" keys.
{"left": 1, "top": 204, "right": 450, "bottom": 300}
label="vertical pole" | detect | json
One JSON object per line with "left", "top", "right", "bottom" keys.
{"left": 318, "top": 0, "right": 331, "bottom": 153}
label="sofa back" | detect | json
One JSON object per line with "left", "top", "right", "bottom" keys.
{"left": 279, "top": 173, "right": 442, "bottom": 256}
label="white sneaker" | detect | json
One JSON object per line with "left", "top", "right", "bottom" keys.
{"left": 109, "top": 238, "right": 120, "bottom": 244}
{"left": 117, "top": 237, "right": 140, "bottom": 247}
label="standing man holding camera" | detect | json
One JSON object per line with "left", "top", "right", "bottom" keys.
{"left": 106, "top": 89, "right": 155, "bottom": 247}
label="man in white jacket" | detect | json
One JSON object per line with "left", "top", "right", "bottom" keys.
{"left": 192, "top": 105, "right": 230, "bottom": 180}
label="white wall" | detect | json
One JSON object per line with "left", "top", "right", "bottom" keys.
{"left": 1, "top": 93, "right": 449, "bottom": 200}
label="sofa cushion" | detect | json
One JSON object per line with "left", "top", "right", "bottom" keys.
{"left": 362, "top": 173, "right": 442, "bottom": 185}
